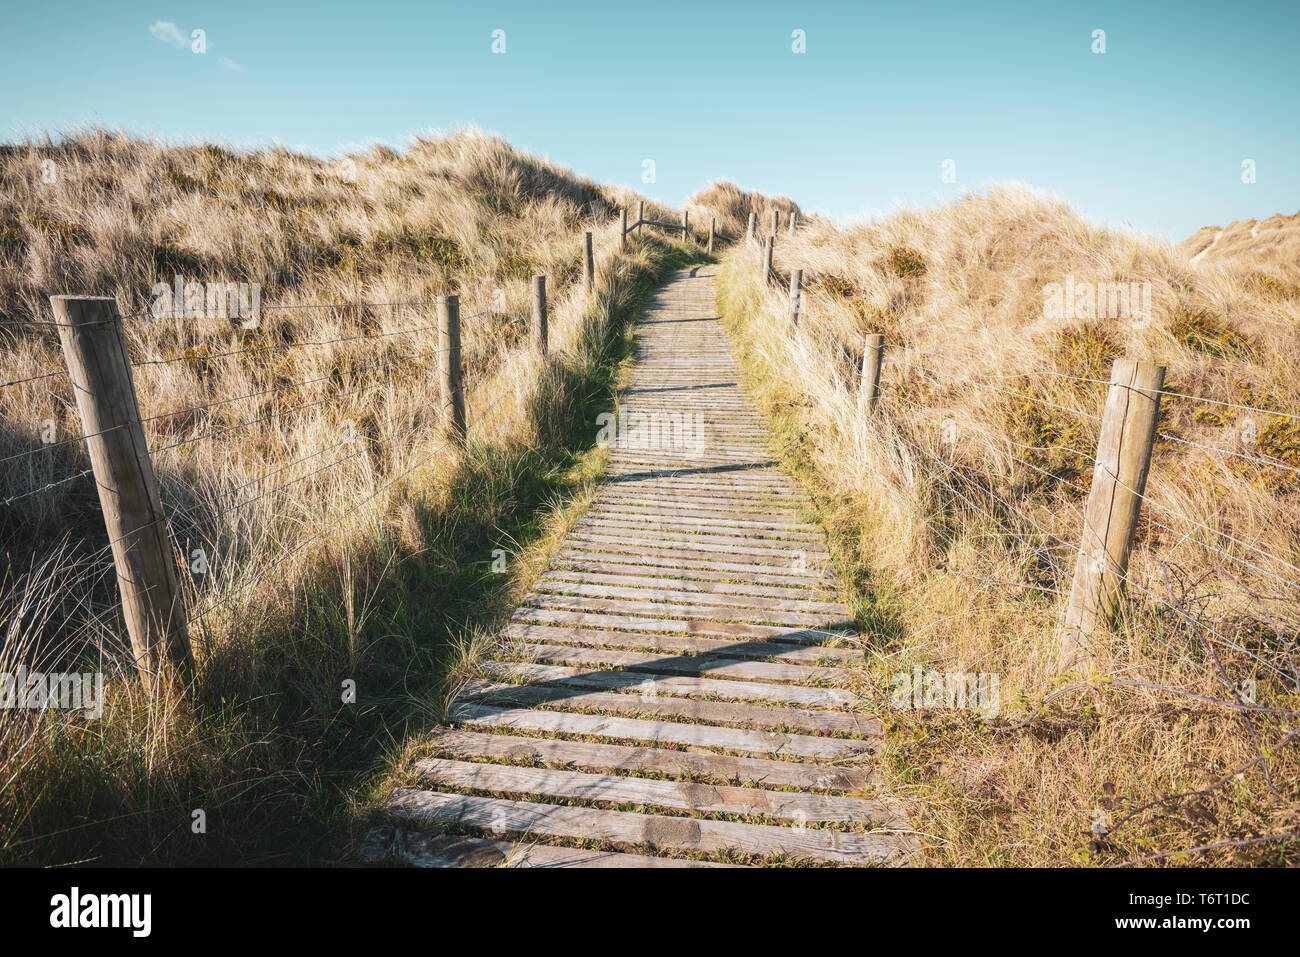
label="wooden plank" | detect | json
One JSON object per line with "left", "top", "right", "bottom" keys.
{"left": 567, "top": 530, "right": 813, "bottom": 560}
{"left": 448, "top": 702, "right": 873, "bottom": 760}
{"left": 412, "top": 758, "right": 902, "bottom": 824}
{"left": 511, "top": 606, "right": 856, "bottom": 644}
{"left": 424, "top": 728, "right": 875, "bottom": 789}
{"left": 520, "top": 592, "right": 846, "bottom": 629}
{"left": 501, "top": 622, "right": 861, "bottom": 664}
{"left": 542, "top": 568, "right": 842, "bottom": 603}
{"left": 482, "top": 659, "right": 861, "bottom": 708}
{"left": 457, "top": 679, "right": 879, "bottom": 736}
{"left": 360, "top": 826, "right": 732, "bottom": 868}
{"left": 531, "top": 579, "right": 850, "bottom": 615}
{"left": 386, "top": 790, "right": 916, "bottom": 865}
{"left": 553, "top": 553, "right": 834, "bottom": 587}
{"left": 504, "top": 640, "right": 853, "bottom": 685}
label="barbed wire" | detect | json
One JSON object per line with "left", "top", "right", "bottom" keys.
{"left": 1, "top": 368, "right": 66, "bottom": 390}
{"left": 0, "top": 467, "right": 95, "bottom": 507}
{"left": 147, "top": 365, "right": 427, "bottom": 458}
{"left": 890, "top": 357, "right": 1106, "bottom": 424}
{"left": 876, "top": 385, "right": 1297, "bottom": 677}
{"left": 1156, "top": 429, "right": 1300, "bottom": 477}
{"left": 185, "top": 388, "right": 509, "bottom": 630}
{"left": 128, "top": 319, "right": 449, "bottom": 371}
{"left": 878, "top": 379, "right": 1300, "bottom": 585}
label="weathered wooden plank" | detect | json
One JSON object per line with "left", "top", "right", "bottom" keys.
{"left": 504, "top": 640, "right": 853, "bottom": 685}
{"left": 412, "top": 759, "right": 902, "bottom": 824}
{"left": 482, "top": 659, "right": 861, "bottom": 708}
{"left": 424, "top": 728, "right": 875, "bottom": 789}
{"left": 501, "top": 621, "right": 861, "bottom": 664}
{"left": 448, "top": 702, "right": 873, "bottom": 760}
{"left": 531, "top": 579, "right": 849, "bottom": 615}
{"left": 386, "top": 789, "right": 916, "bottom": 865}
{"left": 553, "top": 552, "right": 834, "bottom": 587}
{"left": 510, "top": 607, "right": 856, "bottom": 645}
{"left": 360, "top": 825, "right": 734, "bottom": 868}
{"left": 541, "top": 568, "right": 842, "bottom": 604}
{"left": 520, "top": 592, "right": 847, "bottom": 629}
{"left": 457, "top": 679, "right": 879, "bottom": 736}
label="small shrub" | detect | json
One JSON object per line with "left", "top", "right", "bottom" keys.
{"left": 887, "top": 245, "right": 927, "bottom": 278}
{"left": 1170, "top": 307, "right": 1252, "bottom": 358}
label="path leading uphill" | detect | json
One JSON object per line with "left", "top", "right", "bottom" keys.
{"left": 364, "top": 266, "right": 917, "bottom": 867}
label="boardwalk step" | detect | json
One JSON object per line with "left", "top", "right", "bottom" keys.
{"left": 529, "top": 581, "right": 849, "bottom": 618}
{"left": 541, "top": 569, "right": 843, "bottom": 603}
{"left": 424, "top": 728, "right": 878, "bottom": 790}
{"left": 386, "top": 789, "right": 917, "bottom": 865}
{"left": 360, "top": 825, "right": 734, "bottom": 868}
{"left": 482, "top": 660, "right": 861, "bottom": 708}
{"left": 510, "top": 607, "right": 855, "bottom": 644}
{"left": 502, "top": 622, "right": 861, "bottom": 665}
{"left": 458, "top": 678, "right": 880, "bottom": 736}
{"left": 411, "top": 758, "right": 904, "bottom": 824}
{"left": 447, "top": 702, "right": 875, "bottom": 760}
{"left": 504, "top": 640, "right": 854, "bottom": 685}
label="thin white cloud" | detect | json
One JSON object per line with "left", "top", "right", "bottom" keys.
{"left": 217, "top": 57, "right": 246, "bottom": 73}
{"left": 149, "top": 21, "right": 188, "bottom": 47}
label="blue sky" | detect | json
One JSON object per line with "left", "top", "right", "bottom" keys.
{"left": 2, "top": 0, "right": 1297, "bottom": 239}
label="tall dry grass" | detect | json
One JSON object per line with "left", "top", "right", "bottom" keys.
{"left": 712, "top": 184, "right": 1299, "bottom": 865}
{"left": 685, "top": 180, "right": 804, "bottom": 243}
{"left": 0, "top": 127, "right": 696, "bottom": 863}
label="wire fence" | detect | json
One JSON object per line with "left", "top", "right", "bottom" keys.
{"left": 760, "top": 255, "right": 1300, "bottom": 702}
{"left": 0, "top": 243, "right": 591, "bottom": 677}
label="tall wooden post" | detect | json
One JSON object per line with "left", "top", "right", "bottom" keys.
{"left": 636, "top": 200, "right": 645, "bottom": 235}
{"left": 770, "top": 210, "right": 779, "bottom": 237}
{"left": 1061, "top": 359, "right": 1165, "bottom": 666}
{"left": 761, "top": 236, "right": 774, "bottom": 285}
{"left": 619, "top": 208, "right": 628, "bottom": 250}
{"left": 531, "top": 274, "right": 548, "bottom": 357}
{"left": 746, "top": 212, "right": 756, "bottom": 244}
{"left": 681, "top": 210, "right": 689, "bottom": 244}
{"left": 582, "top": 232, "right": 594, "bottom": 294}
{"left": 50, "top": 296, "right": 193, "bottom": 691}
{"left": 788, "top": 269, "right": 803, "bottom": 327}
{"left": 860, "top": 334, "right": 885, "bottom": 411}
{"left": 789, "top": 210, "right": 798, "bottom": 235}
{"left": 707, "top": 218, "right": 715, "bottom": 254}
{"left": 438, "top": 294, "right": 466, "bottom": 440}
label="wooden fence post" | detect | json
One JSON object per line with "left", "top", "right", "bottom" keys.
{"left": 438, "top": 294, "right": 466, "bottom": 440}
{"left": 582, "top": 232, "right": 594, "bottom": 294}
{"left": 860, "top": 334, "right": 885, "bottom": 411}
{"left": 770, "top": 210, "right": 779, "bottom": 237}
{"left": 746, "top": 212, "right": 756, "bottom": 244}
{"left": 789, "top": 210, "right": 798, "bottom": 235}
{"left": 761, "top": 235, "right": 774, "bottom": 285}
{"left": 707, "top": 218, "right": 715, "bottom": 254}
{"left": 636, "top": 200, "right": 645, "bottom": 236}
{"left": 788, "top": 269, "right": 803, "bottom": 327}
{"left": 1060, "top": 359, "right": 1165, "bottom": 666}
{"left": 531, "top": 274, "right": 548, "bottom": 357}
{"left": 619, "top": 208, "right": 628, "bottom": 251}
{"left": 50, "top": 296, "right": 193, "bottom": 691}
{"left": 681, "top": 210, "right": 689, "bottom": 244}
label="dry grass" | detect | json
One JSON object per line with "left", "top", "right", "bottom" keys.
{"left": 1181, "top": 211, "right": 1300, "bottom": 294}
{"left": 685, "top": 180, "right": 804, "bottom": 244}
{"left": 0, "top": 127, "right": 700, "bottom": 864}
{"left": 712, "top": 184, "right": 1300, "bottom": 866}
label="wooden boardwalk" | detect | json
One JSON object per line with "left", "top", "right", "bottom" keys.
{"left": 365, "top": 267, "right": 916, "bottom": 867}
